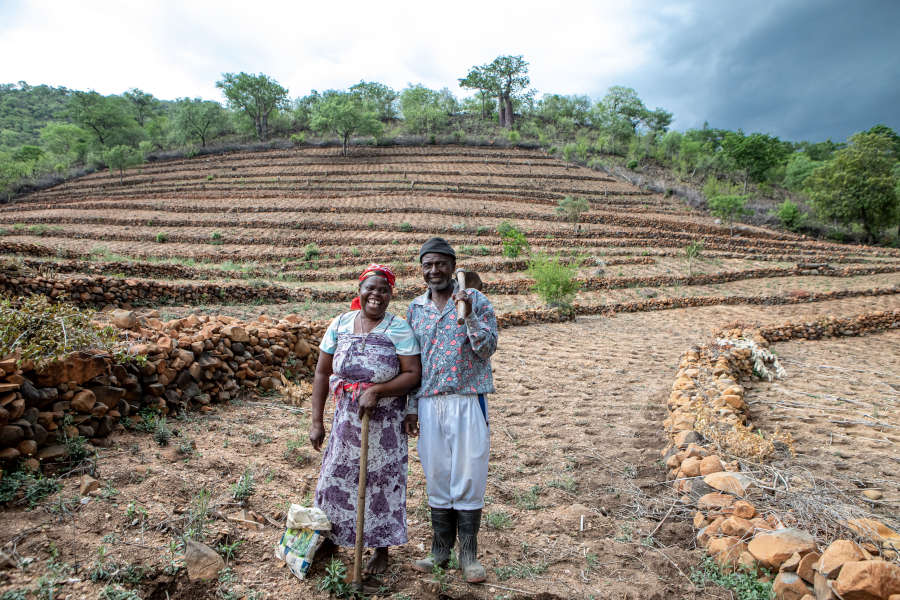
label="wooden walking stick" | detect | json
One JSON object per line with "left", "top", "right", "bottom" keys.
{"left": 349, "top": 410, "right": 370, "bottom": 592}
{"left": 455, "top": 269, "right": 469, "bottom": 325}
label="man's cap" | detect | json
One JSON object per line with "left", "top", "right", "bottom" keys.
{"left": 418, "top": 237, "right": 456, "bottom": 262}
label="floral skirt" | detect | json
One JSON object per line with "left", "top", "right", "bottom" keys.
{"left": 314, "top": 393, "right": 408, "bottom": 547}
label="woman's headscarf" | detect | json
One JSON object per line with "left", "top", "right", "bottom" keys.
{"left": 350, "top": 263, "right": 396, "bottom": 310}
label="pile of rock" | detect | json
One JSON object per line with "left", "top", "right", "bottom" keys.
{"left": 0, "top": 309, "right": 321, "bottom": 472}
{"left": 661, "top": 311, "right": 900, "bottom": 599}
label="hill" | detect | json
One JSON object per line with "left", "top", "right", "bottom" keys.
{"left": 0, "top": 145, "right": 898, "bottom": 599}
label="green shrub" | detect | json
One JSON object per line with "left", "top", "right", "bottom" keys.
{"left": 155, "top": 232, "right": 168, "bottom": 243}
{"left": 555, "top": 196, "right": 590, "bottom": 230}
{"left": 527, "top": 253, "right": 581, "bottom": 311}
{"left": 690, "top": 556, "right": 772, "bottom": 600}
{"left": 772, "top": 199, "right": 807, "bottom": 231}
{"left": 399, "top": 222, "right": 413, "bottom": 232}
{"left": 153, "top": 416, "right": 171, "bottom": 446}
{"left": 708, "top": 194, "right": 752, "bottom": 235}
{"left": 507, "top": 130, "right": 521, "bottom": 143}
{"left": 210, "top": 231, "right": 223, "bottom": 245}
{"left": 684, "top": 240, "right": 704, "bottom": 276}
{"left": 626, "top": 158, "right": 639, "bottom": 170}
{"left": 303, "top": 243, "right": 320, "bottom": 261}
{"left": 290, "top": 132, "right": 306, "bottom": 146}
{"left": 230, "top": 467, "right": 255, "bottom": 503}
{"left": 453, "top": 129, "right": 466, "bottom": 143}
{"left": 0, "top": 470, "right": 60, "bottom": 507}
{"left": 497, "top": 221, "right": 529, "bottom": 258}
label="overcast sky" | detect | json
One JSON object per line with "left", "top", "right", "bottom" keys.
{"left": 1, "top": 0, "right": 897, "bottom": 142}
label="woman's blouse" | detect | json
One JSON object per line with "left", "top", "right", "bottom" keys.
{"left": 319, "top": 311, "right": 420, "bottom": 356}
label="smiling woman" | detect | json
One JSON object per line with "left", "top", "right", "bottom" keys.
{"left": 307, "top": 263, "right": 422, "bottom": 576}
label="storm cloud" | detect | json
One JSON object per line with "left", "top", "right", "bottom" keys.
{"left": 0, "top": 0, "right": 896, "bottom": 143}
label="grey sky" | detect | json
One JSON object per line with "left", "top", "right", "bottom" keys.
{"left": 1, "top": 0, "right": 896, "bottom": 142}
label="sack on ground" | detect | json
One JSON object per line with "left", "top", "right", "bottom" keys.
{"left": 275, "top": 505, "right": 331, "bottom": 580}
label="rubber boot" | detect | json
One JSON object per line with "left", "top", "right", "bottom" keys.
{"left": 413, "top": 508, "right": 456, "bottom": 572}
{"left": 456, "top": 509, "right": 487, "bottom": 583}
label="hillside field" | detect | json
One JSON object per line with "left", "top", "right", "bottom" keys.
{"left": 0, "top": 145, "right": 898, "bottom": 600}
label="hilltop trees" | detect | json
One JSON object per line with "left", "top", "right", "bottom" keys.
{"left": 310, "top": 91, "right": 382, "bottom": 156}
{"left": 400, "top": 85, "right": 454, "bottom": 136}
{"left": 174, "top": 98, "right": 228, "bottom": 147}
{"left": 123, "top": 88, "right": 160, "bottom": 126}
{"left": 349, "top": 81, "right": 398, "bottom": 122}
{"left": 721, "top": 131, "right": 791, "bottom": 192}
{"left": 806, "top": 131, "right": 899, "bottom": 242}
{"left": 460, "top": 55, "right": 530, "bottom": 128}
{"left": 68, "top": 91, "right": 143, "bottom": 147}
{"left": 216, "top": 72, "right": 289, "bottom": 141}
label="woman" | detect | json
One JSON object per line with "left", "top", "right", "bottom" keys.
{"left": 309, "top": 263, "right": 421, "bottom": 575}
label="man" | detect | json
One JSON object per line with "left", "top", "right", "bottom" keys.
{"left": 404, "top": 237, "right": 498, "bottom": 584}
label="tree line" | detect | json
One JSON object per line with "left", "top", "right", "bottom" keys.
{"left": 1, "top": 56, "right": 898, "bottom": 243}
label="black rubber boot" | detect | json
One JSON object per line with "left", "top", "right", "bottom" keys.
{"left": 456, "top": 509, "right": 486, "bottom": 583}
{"left": 412, "top": 508, "right": 456, "bottom": 572}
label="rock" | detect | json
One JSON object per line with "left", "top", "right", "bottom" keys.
{"left": 832, "top": 560, "right": 900, "bottom": 600}
{"left": 703, "top": 471, "right": 755, "bottom": 496}
{"left": 798, "top": 551, "right": 820, "bottom": 583}
{"left": 673, "top": 430, "right": 701, "bottom": 447}
{"left": 223, "top": 325, "right": 250, "bottom": 343}
{"left": 693, "top": 511, "right": 707, "bottom": 529}
{"left": 846, "top": 518, "right": 900, "bottom": 545}
{"left": 708, "top": 537, "right": 748, "bottom": 571}
{"left": 80, "top": 475, "right": 100, "bottom": 495}
{"left": 35, "top": 353, "right": 108, "bottom": 387}
{"left": 90, "top": 386, "right": 125, "bottom": 409}
{"left": 748, "top": 528, "right": 817, "bottom": 569}
{"left": 814, "top": 570, "right": 837, "bottom": 600}
{"left": 0, "top": 425, "right": 24, "bottom": 447}
{"left": 818, "top": 540, "right": 870, "bottom": 578}
{"left": 16, "top": 439, "right": 37, "bottom": 456}
{"left": 111, "top": 309, "right": 137, "bottom": 329}
{"left": 698, "top": 492, "right": 735, "bottom": 510}
{"left": 70, "top": 390, "right": 96, "bottom": 413}
{"left": 36, "top": 444, "right": 68, "bottom": 461}
{"left": 774, "top": 571, "right": 813, "bottom": 600}
{"left": 781, "top": 552, "right": 802, "bottom": 572}
{"left": 721, "top": 516, "right": 754, "bottom": 539}
{"left": 861, "top": 489, "right": 883, "bottom": 500}
{"left": 294, "top": 338, "right": 311, "bottom": 357}
{"left": 731, "top": 500, "right": 757, "bottom": 519}
{"left": 184, "top": 539, "right": 224, "bottom": 582}
{"left": 680, "top": 456, "right": 701, "bottom": 477}
{"left": 699, "top": 455, "right": 724, "bottom": 475}
{"left": 0, "top": 447, "right": 20, "bottom": 461}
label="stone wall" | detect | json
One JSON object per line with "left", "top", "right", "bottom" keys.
{"left": 0, "top": 309, "right": 322, "bottom": 471}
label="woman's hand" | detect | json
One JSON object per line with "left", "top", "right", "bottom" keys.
{"left": 403, "top": 414, "right": 419, "bottom": 436}
{"left": 309, "top": 421, "right": 325, "bottom": 451}
{"left": 357, "top": 386, "right": 380, "bottom": 418}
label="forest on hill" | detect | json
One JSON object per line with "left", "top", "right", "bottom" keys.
{"left": 1, "top": 55, "right": 898, "bottom": 244}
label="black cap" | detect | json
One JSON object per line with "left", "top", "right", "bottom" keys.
{"left": 418, "top": 237, "right": 456, "bottom": 262}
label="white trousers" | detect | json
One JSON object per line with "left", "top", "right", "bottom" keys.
{"left": 417, "top": 393, "right": 490, "bottom": 510}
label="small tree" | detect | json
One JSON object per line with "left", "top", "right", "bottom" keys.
{"left": 310, "top": 92, "right": 382, "bottom": 156}
{"left": 0, "top": 157, "right": 29, "bottom": 201}
{"left": 102, "top": 145, "right": 142, "bottom": 183}
{"left": 806, "top": 131, "right": 899, "bottom": 242}
{"left": 175, "top": 98, "right": 228, "bottom": 147}
{"left": 684, "top": 240, "right": 703, "bottom": 276}
{"left": 555, "top": 196, "right": 590, "bottom": 231}
{"left": 216, "top": 72, "right": 289, "bottom": 141}
{"left": 497, "top": 221, "right": 529, "bottom": 258}
{"left": 527, "top": 252, "right": 581, "bottom": 312}
{"left": 708, "top": 194, "right": 751, "bottom": 236}
{"left": 772, "top": 199, "right": 807, "bottom": 232}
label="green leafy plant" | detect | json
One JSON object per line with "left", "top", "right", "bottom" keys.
{"left": 230, "top": 468, "right": 255, "bottom": 504}
{"left": 399, "top": 221, "right": 413, "bottom": 232}
{"left": 0, "top": 470, "right": 60, "bottom": 507}
{"left": 210, "top": 231, "right": 224, "bottom": 245}
{"left": 527, "top": 252, "right": 581, "bottom": 312}
{"left": 772, "top": 199, "right": 807, "bottom": 231}
{"left": 708, "top": 194, "right": 752, "bottom": 236}
{"left": 153, "top": 416, "right": 171, "bottom": 446}
{"left": 155, "top": 232, "right": 168, "bottom": 243}
{"left": 514, "top": 485, "right": 542, "bottom": 510}
{"left": 318, "top": 558, "right": 352, "bottom": 597}
{"left": 303, "top": 243, "right": 320, "bottom": 261}
{"left": 690, "top": 556, "right": 772, "bottom": 600}
{"left": 498, "top": 221, "right": 529, "bottom": 258}
{"left": 684, "top": 240, "right": 704, "bottom": 276}
{"left": 484, "top": 510, "right": 512, "bottom": 530}
{"left": 555, "top": 195, "right": 590, "bottom": 230}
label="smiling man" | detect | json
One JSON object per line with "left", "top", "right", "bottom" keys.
{"left": 404, "top": 236, "right": 498, "bottom": 584}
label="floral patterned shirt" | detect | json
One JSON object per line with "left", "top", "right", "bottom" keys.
{"left": 406, "top": 281, "right": 498, "bottom": 412}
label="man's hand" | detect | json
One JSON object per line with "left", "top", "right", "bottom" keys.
{"left": 309, "top": 421, "right": 325, "bottom": 451}
{"left": 358, "top": 386, "right": 379, "bottom": 419}
{"left": 452, "top": 288, "right": 473, "bottom": 314}
{"left": 403, "top": 414, "right": 419, "bottom": 436}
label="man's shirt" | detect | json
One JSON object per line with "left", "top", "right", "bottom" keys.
{"left": 406, "top": 281, "right": 498, "bottom": 411}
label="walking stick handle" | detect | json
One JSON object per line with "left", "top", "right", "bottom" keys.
{"left": 351, "top": 411, "right": 370, "bottom": 588}
{"left": 455, "top": 270, "right": 468, "bottom": 325}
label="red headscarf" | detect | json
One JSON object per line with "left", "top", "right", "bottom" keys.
{"left": 350, "top": 263, "right": 396, "bottom": 309}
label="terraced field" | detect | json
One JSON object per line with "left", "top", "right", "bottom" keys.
{"left": 1, "top": 145, "right": 898, "bottom": 599}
